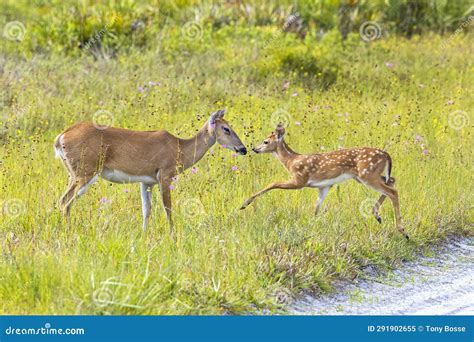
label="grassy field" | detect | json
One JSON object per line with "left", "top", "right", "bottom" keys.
{"left": 1, "top": 2, "right": 473, "bottom": 314}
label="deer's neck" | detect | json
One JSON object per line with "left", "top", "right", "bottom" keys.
{"left": 274, "top": 140, "right": 298, "bottom": 170}
{"left": 178, "top": 123, "right": 216, "bottom": 171}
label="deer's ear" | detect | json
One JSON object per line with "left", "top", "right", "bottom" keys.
{"left": 209, "top": 109, "right": 226, "bottom": 125}
{"left": 209, "top": 111, "right": 220, "bottom": 125}
{"left": 275, "top": 123, "right": 285, "bottom": 139}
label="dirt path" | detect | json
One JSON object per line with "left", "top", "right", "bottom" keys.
{"left": 291, "top": 237, "right": 473, "bottom": 315}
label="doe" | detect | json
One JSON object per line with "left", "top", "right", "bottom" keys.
{"left": 240, "top": 124, "right": 408, "bottom": 240}
{"left": 54, "top": 109, "right": 247, "bottom": 230}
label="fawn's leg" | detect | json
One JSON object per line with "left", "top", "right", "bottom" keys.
{"left": 315, "top": 186, "right": 331, "bottom": 215}
{"left": 363, "top": 176, "right": 408, "bottom": 240}
{"left": 372, "top": 176, "right": 395, "bottom": 224}
{"left": 240, "top": 180, "right": 304, "bottom": 209}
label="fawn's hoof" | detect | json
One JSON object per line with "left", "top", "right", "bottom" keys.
{"left": 375, "top": 216, "right": 382, "bottom": 224}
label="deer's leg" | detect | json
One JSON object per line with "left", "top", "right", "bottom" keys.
{"left": 158, "top": 176, "right": 173, "bottom": 232}
{"left": 58, "top": 152, "right": 78, "bottom": 208}
{"left": 60, "top": 176, "right": 76, "bottom": 208}
{"left": 140, "top": 183, "right": 154, "bottom": 231}
{"left": 240, "top": 180, "right": 304, "bottom": 209}
{"left": 62, "top": 175, "right": 98, "bottom": 217}
{"left": 364, "top": 176, "right": 408, "bottom": 240}
{"left": 315, "top": 186, "right": 331, "bottom": 215}
{"left": 372, "top": 176, "right": 395, "bottom": 224}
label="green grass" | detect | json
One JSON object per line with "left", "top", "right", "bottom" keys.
{"left": 1, "top": 22, "right": 473, "bottom": 314}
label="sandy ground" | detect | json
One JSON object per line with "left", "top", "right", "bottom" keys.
{"left": 291, "top": 237, "right": 473, "bottom": 315}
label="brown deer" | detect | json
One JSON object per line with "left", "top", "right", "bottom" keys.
{"left": 54, "top": 109, "right": 247, "bottom": 230}
{"left": 240, "top": 124, "right": 408, "bottom": 240}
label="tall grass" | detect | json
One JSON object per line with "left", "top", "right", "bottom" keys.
{"left": 0, "top": 3, "right": 473, "bottom": 314}
{"left": 0, "top": 0, "right": 472, "bottom": 56}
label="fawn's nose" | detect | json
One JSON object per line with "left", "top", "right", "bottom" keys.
{"left": 252, "top": 147, "right": 259, "bottom": 153}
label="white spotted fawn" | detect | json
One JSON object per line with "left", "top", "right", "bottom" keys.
{"left": 241, "top": 124, "right": 408, "bottom": 240}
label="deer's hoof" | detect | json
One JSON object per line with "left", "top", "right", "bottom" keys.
{"left": 375, "top": 216, "right": 382, "bottom": 224}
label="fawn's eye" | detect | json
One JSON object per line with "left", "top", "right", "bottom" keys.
{"left": 223, "top": 127, "right": 231, "bottom": 134}
{"left": 264, "top": 140, "right": 269, "bottom": 144}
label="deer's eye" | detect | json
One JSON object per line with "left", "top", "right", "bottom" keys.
{"left": 222, "top": 127, "right": 231, "bottom": 134}
{"left": 264, "top": 140, "right": 269, "bottom": 144}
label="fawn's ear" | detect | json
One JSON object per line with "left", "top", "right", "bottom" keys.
{"left": 275, "top": 123, "right": 285, "bottom": 140}
{"left": 209, "top": 109, "right": 226, "bottom": 125}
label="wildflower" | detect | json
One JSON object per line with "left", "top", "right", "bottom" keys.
{"left": 385, "top": 62, "right": 394, "bottom": 68}
{"left": 148, "top": 81, "right": 161, "bottom": 87}
{"left": 414, "top": 134, "right": 423, "bottom": 144}
{"left": 447, "top": 100, "right": 454, "bottom": 105}
{"left": 100, "top": 197, "right": 110, "bottom": 204}
{"left": 124, "top": 189, "right": 129, "bottom": 193}
{"left": 291, "top": 92, "right": 298, "bottom": 97}
{"left": 191, "top": 167, "right": 198, "bottom": 174}
{"left": 422, "top": 149, "right": 429, "bottom": 156}
{"left": 138, "top": 86, "right": 145, "bottom": 93}
{"left": 295, "top": 121, "right": 301, "bottom": 126}
{"left": 231, "top": 165, "right": 238, "bottom": 171}
{"left": 169, "top": 184, "right": 175, "bottom": 190}
{"left": 231, "top": 153, "right": 238, "bottom": 157}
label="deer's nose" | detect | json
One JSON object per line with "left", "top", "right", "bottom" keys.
{"left": 238, "top": 146, "right": 247, "bottom": 155}
{"left": 252, "top": 147, "right": 259, "bottom": 153}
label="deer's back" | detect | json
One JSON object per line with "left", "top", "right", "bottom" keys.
{"left": 60, "top": 122, "right": 179, "bottom": 176}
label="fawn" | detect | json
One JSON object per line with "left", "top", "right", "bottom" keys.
{"left": 240, "top": 124, "right": 408, "bottom": 240}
